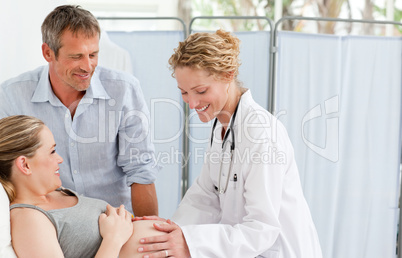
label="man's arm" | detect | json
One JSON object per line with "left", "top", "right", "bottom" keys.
{"left": 131, "top": 183, "right": 158, "bottom": 216}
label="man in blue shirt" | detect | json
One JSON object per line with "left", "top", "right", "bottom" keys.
{"left": 0, "top": 5, "right": 158, "bottom": 216}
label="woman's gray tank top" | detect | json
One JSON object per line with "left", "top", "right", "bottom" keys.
{"left": 10, "top": 188, "right": 108, "bottom": 258}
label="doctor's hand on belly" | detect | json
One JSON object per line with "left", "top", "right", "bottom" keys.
{"left": 137, "top": 218, "right": 190, "bottom": 258}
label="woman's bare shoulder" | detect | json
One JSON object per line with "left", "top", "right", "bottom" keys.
{"left": 10, "top": 206, "right": 55, "bottom": 232}
{"left": 10, "top": 204, "right": 62, "bottom": 257}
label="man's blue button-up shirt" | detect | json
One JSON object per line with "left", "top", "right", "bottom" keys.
{"left": 0, "top": 65, "right": 158, "bottom": 213}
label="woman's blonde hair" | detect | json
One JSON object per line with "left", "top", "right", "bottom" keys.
{"left": 168, "top": 29, "right": 241, "bottom": 82}
{"left": 0, "top": 115, "right": 44, "bottom": 202}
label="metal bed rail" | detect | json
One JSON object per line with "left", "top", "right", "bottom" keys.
{"left": 97, "top": 16, "right": 187, "bottom": 38}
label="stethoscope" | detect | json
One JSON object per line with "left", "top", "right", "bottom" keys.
{"left": 210, "top": 103, "right": 239, "bottom": 194}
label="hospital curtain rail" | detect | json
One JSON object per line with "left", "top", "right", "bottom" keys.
{"left": 187, "top": 16, "right": 274, "bottom": 190}
{"left": 272, "top": 16, "right": 402, "bottom": 258}
{"left": 96, "top": 17, "right": 187, "bottom": 219}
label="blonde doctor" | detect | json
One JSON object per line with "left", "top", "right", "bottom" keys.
{"left": 137, "top": 29, "right": 322, "bottom": 258}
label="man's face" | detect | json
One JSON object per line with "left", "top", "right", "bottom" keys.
{"left": 46, "top": 29, "right": 99, "bottom": 92}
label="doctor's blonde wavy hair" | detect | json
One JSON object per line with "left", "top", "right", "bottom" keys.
{"left": 168, "top": 29, "right": 241, "bottom": 82}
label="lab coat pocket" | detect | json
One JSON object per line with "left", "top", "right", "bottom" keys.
{"left": 259, "top": 250, "right": 279, "bottom": 258}
{"left": 225, "top": 180, "right": 240, "bottom": 217}
{"left": 228, "top": 173, "right": 238, "bottom": 190}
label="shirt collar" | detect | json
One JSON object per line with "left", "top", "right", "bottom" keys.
{"left": 85, "top": 68, "right": 111, "bottom": 100}
{"left": 31, "top": 66, "right": 62, "bottom": 106}
{"left": 31, "top": 66, "right": 111, "bottom": 105}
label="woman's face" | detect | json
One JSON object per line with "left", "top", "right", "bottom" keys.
{"left": 176, "top": 67, "right": 230, "bottom": 123}
{"left": 26, "top": 126, "right": 64, "bottom": 190}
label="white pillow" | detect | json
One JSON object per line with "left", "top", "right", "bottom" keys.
{"left": 0, "top": 183, "right": 16, "bottom": 257}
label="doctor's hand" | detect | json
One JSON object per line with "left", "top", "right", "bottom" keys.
{"left": 99, "top": 204, "right": 134, "bottom": 247}
{"left": 138, "top": 219, "right": 190, "bottom": 258}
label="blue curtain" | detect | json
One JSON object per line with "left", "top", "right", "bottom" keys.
{"left": 275, "top": 31, "right": 402, "bottom": 258}
{"left": 107, "top": 31, "right": 185, "bottom": 218}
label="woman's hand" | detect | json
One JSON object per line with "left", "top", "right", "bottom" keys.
{"left": 99, "top": 204, "right": 133, "bottom": 248}
{"left": 138, "top": 219, "right": 190, "bottom": 258}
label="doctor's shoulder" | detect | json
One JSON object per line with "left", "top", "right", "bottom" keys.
{"left": 239, "top": 105, "right": 281, "bottom": 143}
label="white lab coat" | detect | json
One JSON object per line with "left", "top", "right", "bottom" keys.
{"left": 172, "top": 90, "right": 322, "bottom": 258}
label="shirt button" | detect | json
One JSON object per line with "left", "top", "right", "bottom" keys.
{"left": 70, "top": 142, "right": 75, "bottom": 147}
{"left": 65, "top": 114, "right": 69, "bottom": 118}
{"left": 73, "top": 170, "right": 78, "bottom": 174}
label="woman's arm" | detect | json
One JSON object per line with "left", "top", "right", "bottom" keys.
{"left": 95, "top": 204, "right": 133, "bottom": 258}
{"left": 10, "top": 208, "right": 64, "bottom": 257}
{"left": 11, "top": 204, "right": 133, "bottom": 258}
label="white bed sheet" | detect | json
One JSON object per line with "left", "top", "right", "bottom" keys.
{"left": 0, "top": 183, "right": 16, "bottom": 257}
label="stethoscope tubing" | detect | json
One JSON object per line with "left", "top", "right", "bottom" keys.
{"left": 210, "top": 103, "right": 239, "bottom": 194}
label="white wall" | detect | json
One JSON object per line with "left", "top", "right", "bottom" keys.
{"left": 67, "top": 0, "right": 180, "bottom": 30}
{"left": 67, "top": 0, "right": 179, "bottom": 17}
{"left": 0, "top": 0, "right": 180, "bottom": 83}
{"left": 0, "top": 0, "right": 66, "bottom": 83}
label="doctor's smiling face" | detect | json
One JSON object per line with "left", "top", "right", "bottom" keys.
{"left": 176, "top": 66, "right": 233, "bottom": 123}
{"left": 169, "top": 30, "right": 242, "bottom": 125}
